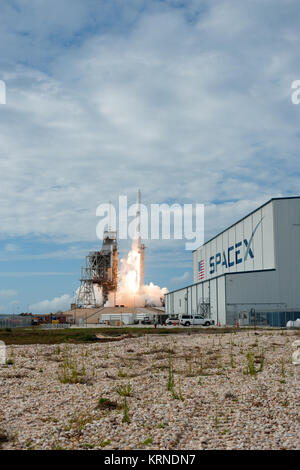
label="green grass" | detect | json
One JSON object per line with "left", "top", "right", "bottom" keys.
{"left": 57, "top": 348, "right": 87, "bottom": 384}
{"left": 140, "top": 438, "right": 153, "bottom": 446}
{"left": 99, "top": 439, "right": 111, "bottom": 448}
{"left": 244, "top": 351, "right": 257, "bottom": 377}
{"left": 83, "top": 443, "right": 95, "bottom": 449}
{"left": 118, "top": 368, "right": 127, "bottom": 378}
{"left": 122, "top": 396, "right": 130, "bottom": 424}
{"left": 0, "top": 326, "right": 249, "bottom": 345}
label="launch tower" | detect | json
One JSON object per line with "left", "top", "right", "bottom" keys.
{"left": 77, "top": 228, "right": 118, "bottom": 307}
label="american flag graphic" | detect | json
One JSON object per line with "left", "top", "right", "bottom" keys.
{"left": 198, "top": 260, "right": 205, "bottom": 280}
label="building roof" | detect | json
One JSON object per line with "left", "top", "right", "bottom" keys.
{"left": 192, "top": 196, "right": 300, "bottom": 253}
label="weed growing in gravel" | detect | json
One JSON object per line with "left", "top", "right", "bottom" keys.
{"left": 5, "top": 358, "right": 14, "bottom": 366}
{"left": 221, "top": 428, "right": 229, "bottom": 435}
{"left": 281, "top": 359, "right": 285, "bottom": 378}
{"left": 258, "top": 349, "right": 265, "bottom": 372}
{"left": 116, "top": 382, "right": 132, "bottom": 423}
{"left": 178, "top": 371, "right": 184, "bottom": 401}
{"left": 244, "top": 351, "right": 256, "bottom": 377}
{"left": 230, "top": 349, "right": 235, "bottom": 368}
{"left": 122, "top": 396, "right": 130, "bottom": 423}
{"left": 57, "top": 347, "right": 88, "bottom": 384}
{"left": 65, "top": 412, "right": 94, "bottom": 433}
{"left": 6, "top": 347, "right": 15, "bottom": 366}
{"left": 26, "top": 440, "right": 34, "bottom": 449}
{"left": 83, "top": 443, "right": 95, "bottom": 449}
{"left": 118, "top": 368, "right": 127, "bottom": 378}
{"left": 279, "top": 358, "right": 286, "bottom": 382}
{"left": 116, "top": 383, "right": 132, "bottom": 397}
{"left": 167, "top": 350, "right": 179, "bottom": 399}
{"left": 187, "top": 357, "right": 193, "bottom": 375}
{"left": 81, "top": 356, "right": 86, "bottom": 376}
{"left": 140, "top": 437, "right": 153, "bottom": 446}
{"left": 100, "top": 439, "right": 111, "bottom": 447}
{"left": 158, "top": 423, "right": 168, "bottom": 429}
{"left": 198, "top": 352, "right": 211, "bottom": 376}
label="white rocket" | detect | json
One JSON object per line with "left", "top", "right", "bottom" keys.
{"left": 132, "top": 189, "right": 145, "bottom": 289}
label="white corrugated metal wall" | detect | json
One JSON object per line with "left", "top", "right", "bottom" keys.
{"left": 165, "top": 198, "right": 300, "bottom": 325}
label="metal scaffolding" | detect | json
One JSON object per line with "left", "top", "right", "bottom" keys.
{"left": 76, "top": 230, "right": 118, "bottom": 307}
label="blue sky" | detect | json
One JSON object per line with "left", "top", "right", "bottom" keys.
{"left": 0, "top": 0, "right": 300, "bottom": 313}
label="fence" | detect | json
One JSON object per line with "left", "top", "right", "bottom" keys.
{"left": 40, "top": 323, "right": 70, "bottom": 329}
{"left": 0, "top": 315, "right": 33, "bottom": 329}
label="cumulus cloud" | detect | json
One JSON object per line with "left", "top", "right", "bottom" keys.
{"left": 29, "top": 294, "right": 73, "bottom": 313}
{"left": 0, "top": 1, "right": 299, "bottom": 245}
{"left": 171, "top": 271, "right": 190, "bottom": 284}
{"left": 0, "top": 1, "right": 300, "bottom": 308}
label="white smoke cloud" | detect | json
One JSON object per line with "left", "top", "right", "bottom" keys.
{"left": 140, "top": 283, "right": 168, "bottom": 306}
{"left": 115, "top": 248, "right": 168, "bottom": 307}
{"left": 29, "top": 294, "right": 73, "bottom": 313}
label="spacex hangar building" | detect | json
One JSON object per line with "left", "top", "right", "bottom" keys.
{"left": 165, "top": 197, "right": 300, "bottom": 326}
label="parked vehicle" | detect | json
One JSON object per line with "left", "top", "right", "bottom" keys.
{"left": 179, "top": 315, "right": 214, "bottom": 327}
{"left": 141, "top": 315, "right": 153, "bottom": 325}
{"left": 135, "top": 313, "right": 154, "bottom": 324}
{"left": 165, "top": 315, "right": 179, "bottom": 326}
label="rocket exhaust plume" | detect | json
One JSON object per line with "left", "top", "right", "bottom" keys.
{"left": 115, "top": 190, "right": 167, "bottom": 308}
{"left": 77, "top": 190, "right": 167, "bottom": 308}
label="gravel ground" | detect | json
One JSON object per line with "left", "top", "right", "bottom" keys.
{"left": 0, "top": 330, "right": 299, "bottom": 450}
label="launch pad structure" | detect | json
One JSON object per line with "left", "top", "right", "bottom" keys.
{"left": 77, "top": 229, "right": 118, "bottom": 307}
{"left": 76, "top": 190, "right": 145, "bottom": 308}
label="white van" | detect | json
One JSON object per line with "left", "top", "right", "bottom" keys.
{"left": 179, "top": 315, "right": 214, "bottom": 327}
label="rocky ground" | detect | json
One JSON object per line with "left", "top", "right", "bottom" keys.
{"left": 0, "top": 329, "right": 299, "bottom": 450}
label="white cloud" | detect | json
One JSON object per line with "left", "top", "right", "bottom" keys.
{"left": 4, "top": 243, "right": 18, "bottom": 252}
{"left": 0, "top": 245, "right": 91, "bottom": 262}
{"left": 29, "top": 294, "right": 73, "bottom": 313}
{"left": 0, "top": 1, "right": 299, "bottom": 246}
{"left": 0, "top": 289, "right": 17, "bottom": 299}
{"left": 171, "top": 271, "right": 190, "bottom": 284}
{"left": 0, "top": 272, "right": 76, "bottom": 277}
